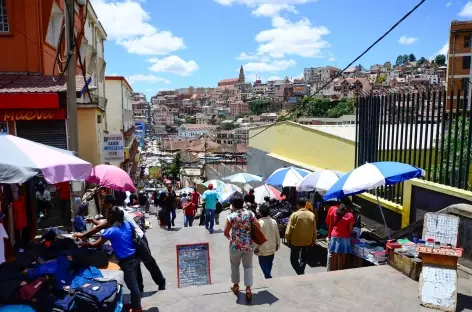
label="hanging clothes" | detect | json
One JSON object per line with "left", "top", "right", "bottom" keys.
{"left": 13, "top": 196, "right": 27, "bottom": 230}
{"left": 10, "top": 184, "right": 19, "bottom": 201}
{"left": 7, "top": 204, "right": 15, "bottom": 247}
{"left": 56, "top": 182, "right": 71, "bottom": 201}
{"left": 0, "top": 223, "right": 8, "bottom": 265}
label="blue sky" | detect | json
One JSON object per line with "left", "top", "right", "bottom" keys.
{"left": 92, "top": 0, "right": 472, "bottom": 99}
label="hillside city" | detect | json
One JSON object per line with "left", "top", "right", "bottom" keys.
{"left": 1, "top": 0, "right": 472, "bottom": 312}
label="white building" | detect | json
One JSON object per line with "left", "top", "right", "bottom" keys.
{"left": 178, "top": 124, "right": 217, "bottom": 138}
{"left": 105, "top": 76, "right": 134, "bottom": 134}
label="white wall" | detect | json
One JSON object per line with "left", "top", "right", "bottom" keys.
{"left": 105, "top": 79, "right": 133, "bottom": 134}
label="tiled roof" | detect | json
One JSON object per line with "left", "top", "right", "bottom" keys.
{"left": 218, "top": 78, "right": 239, "bottom": 84}
{"left": 181, "top": 124, "right": 217, "bottom": 130}
{"left": 0, "top": 75, "right": 85, "bottom": 93}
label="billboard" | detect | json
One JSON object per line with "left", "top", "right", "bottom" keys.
{"left": 103, "top": 134, "right": 124, "bottom": 162}
{"left": 149, "top": 166, "right": 162, "bottom": 179}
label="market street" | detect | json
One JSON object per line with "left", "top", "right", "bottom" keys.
{"left": 137, "top": 209, "right": 472, "bottom": 312}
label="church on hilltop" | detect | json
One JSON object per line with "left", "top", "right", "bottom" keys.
{"left": 217, "top": 66, "right": 245, "bottom": 87}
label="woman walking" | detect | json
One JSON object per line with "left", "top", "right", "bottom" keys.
{"left": 79, "top": 206, "right": 142, "bottom": 312}
{"left": 326, "top": 199, "right": 354, "bottom": 271}
{"left": 255, "top": 204, "right": 280, "bottom": 279}
{"left": 224, "top": 195, "right": 255, "bottom": 301}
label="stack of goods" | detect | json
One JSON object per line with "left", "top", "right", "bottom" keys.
{"left": 0, "top": 229, "right": 123, "bottom": 311}
{"left": 351, "top": 239, "right": 387, "bottom": 265}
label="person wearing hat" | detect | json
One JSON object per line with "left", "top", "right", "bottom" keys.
{"left": 74, "top": 195, "right": 166, "bottom": 292}
{"left": 73, "top": 203, "right": 88, "bottom": 232}
{"left": 202, "top": 184, "right": 220, "bottom": 234}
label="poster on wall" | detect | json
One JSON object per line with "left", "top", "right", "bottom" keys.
{"left": 0, "top": 122, "right": 7, "bottom": 135}
{"left": 149, "top": 167, "right": 162, "bottom": 179}
{"left": 103, "top": 134, "right": 124, "bottom": 162}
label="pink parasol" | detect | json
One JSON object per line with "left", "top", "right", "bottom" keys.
{"left": 86, "top": 164, "right": 136, "bottom": 192}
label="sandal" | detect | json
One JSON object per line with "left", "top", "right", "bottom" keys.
{"left": 231, "top": 285, "right": 239, "bottom": 295}
{"left": 245, "top": 289, "right": 252, "bottom": 301}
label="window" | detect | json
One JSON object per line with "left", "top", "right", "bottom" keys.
{"left": 462, "top": 77, "right": 469, "bottom": 94}
{"left": 0, "top": 0, "right": 9, "bottom": 33}
{"left": 46, "top": 4, "right": 64, "bottom": 47}
{"left": 463, "top": 56, "right": 471, "bottom": 70}
{"left": 465, "top": 35, "right": 471, "bottom": 48}
{"left": 97, "top": 114, "right": 102, "bottom": 124}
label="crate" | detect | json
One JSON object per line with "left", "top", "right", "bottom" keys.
{"left": 421, "top": 253, "right": 459, "bottom": 269}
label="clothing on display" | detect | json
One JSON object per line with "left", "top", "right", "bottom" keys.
{"left": 0, "top": 224, "right": 8, "bottom": 265}
{"left": 56, "top": 182, "right": 70, "bottom": 201}
{"left": 13, "top": 196, "right": 27, "bottom": 231}
{"left": 7, "top": 204, "right": 15, "bottom": 247}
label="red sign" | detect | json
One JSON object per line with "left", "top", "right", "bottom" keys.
{"left": 0, "top": 109, "right": 66, "bottom": 122}
{"left": 0, "top": 93, "right": 60, "bottom": 109}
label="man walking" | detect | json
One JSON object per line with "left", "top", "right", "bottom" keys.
{"left": 74, "top": 195, "right": 166, "bottom": 291}
{"left": 160, "top": 183, "right": 177, "bottom": 230}
{"left": 285, "top": 197, "right": 317, "bottom": 275}
{"left": 202, "top": 184, "right": 220, "bottom": 233}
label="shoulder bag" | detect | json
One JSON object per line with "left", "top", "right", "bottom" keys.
{"left": 251, "top": 217, "right": 267, "bottom": 246}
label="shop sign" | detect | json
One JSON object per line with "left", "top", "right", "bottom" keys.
{"left": 103, "top": 134, "right": 124, "bottom": 162}
{"left": 149, "top": 166, "right": 162, "bottom": 179}
{"left": 0, "top": 109, "right": 66, "bottom": 122}
{"left": 182, "top": 168, "right": 201, "bottom": 176}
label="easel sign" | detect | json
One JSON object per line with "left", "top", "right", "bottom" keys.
{"left": 176, "top": 243, "right": 211, "bottom": 289}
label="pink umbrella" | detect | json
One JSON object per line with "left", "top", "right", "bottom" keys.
{"left": 86, "top": 164, "right": 136, "bottom": 192}
{"left": 253, "top": 184, "right": 283, "bottom": 204}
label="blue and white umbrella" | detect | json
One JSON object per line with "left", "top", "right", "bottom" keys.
{"left": 223, "top": 173, "right": 263, "bottom": 184}
{"left": 297, "top": 170, "right": 345, "bottom": 193}
{"left": 323, "top": 162, "right": 424, "bottom": 239}
{"left": 323, "top": 162, "right": 424, "bottom": 201}
{"left": 265, "top": 166, "right": 311, "bottom": 187}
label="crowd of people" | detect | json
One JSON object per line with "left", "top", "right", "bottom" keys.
{"left": 69, "top": 180, "right": 357, "bottom": 309}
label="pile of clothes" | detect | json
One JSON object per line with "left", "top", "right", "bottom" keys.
{"left": 0, "top": 229, "right": 123, "bottom": 311}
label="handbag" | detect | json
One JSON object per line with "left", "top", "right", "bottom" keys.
{"left": 251, "top": 219, "right": 267, "bottom": 246}
{"left": 128, "top": 221, "right": 148, "bottom": 260}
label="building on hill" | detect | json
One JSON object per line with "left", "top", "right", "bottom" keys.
{"left": 218, "top": 66, "right": 245, "bottom": 86}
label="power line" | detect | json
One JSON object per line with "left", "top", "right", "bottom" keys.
{"left": 248, "top": 0, "right": 427, "bottom": 141}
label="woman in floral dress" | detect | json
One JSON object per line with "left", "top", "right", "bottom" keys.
{"left": 224, "top": 195, "right": 256, "bottom": 300}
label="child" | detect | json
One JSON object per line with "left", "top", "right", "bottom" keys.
{"left": 73, "top": 203, "right": 88, "bottom": 232}
{"left": 183, "top": 195, "right": 196, "bottom": 227}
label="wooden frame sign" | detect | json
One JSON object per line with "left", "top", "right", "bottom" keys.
{"left": 176, "top": 243, "right": 212, "bottom": 288}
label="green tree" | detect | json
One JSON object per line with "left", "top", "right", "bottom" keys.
{"left": 431, "top": 117, "right": 472, "bottom": 190}
{"left": 376, "top": 75, "right": 386, "bottom": 83}
{"left": 291, "top": 97, "right": 355, "bottom": 119}
{"left": 170, "top": 152, "right": 182, "bottom": 178}
{"left": 249, "top": 99, "right": 272, "bottom": 115}
{"left": 409, "top": 53, "right": 417, "bottom": 62}
{"left": 221, "top": 122, "right": 237, "bottom": 130}
{"left": 435, "top": 54, "right": 446, "bottom": 66}
{"left": 395, "top": 55, "right": 405, "bottom": 66}
{"left": 326, "top": 99, "right": 356, "bottom": 118}
{"left": 417, "top": 57, "right": 427, "bottom": 65}
{"left": 184, "top": 116, "right": 196, "bottom": 124}
{"left": 402, "top": 54, "right": 409, "bottom": 64}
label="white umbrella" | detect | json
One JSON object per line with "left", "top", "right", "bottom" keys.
{"left": 223, "top": 173, "right": 263, "bottom": 184}
{"left": 265, "top": 166, "right": 311, "bottom": 187}
{"left": 297, "top": 170, "right": 345, "bottom": 193}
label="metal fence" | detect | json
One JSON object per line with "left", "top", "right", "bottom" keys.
{"left": 355, "top": 89, "right": 472, "bottom": 204}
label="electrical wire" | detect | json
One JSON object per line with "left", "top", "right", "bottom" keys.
{"left": 247, "top": 0, "right": 427, "bottom": 141}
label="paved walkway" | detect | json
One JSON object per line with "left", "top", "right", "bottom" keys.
{"left": 137, "top": 209, "right": 472, "bottom": 312}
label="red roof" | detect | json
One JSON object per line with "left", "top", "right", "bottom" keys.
{"left": 218, "top": 78, "right": 239, "bottom": 84}
{"left": 0, "top": 75, "right": 86, "bottom": 93}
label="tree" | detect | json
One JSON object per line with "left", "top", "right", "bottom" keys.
{"left": 431, "top": 117, "right": 472, "bottom": 190}
{"left": 291, "top": 97, "right": 355, "bottom": 119}
{"left": 395, "top": 55, "right": 405, "bottom": 66}
{"left": 402, "top": 54, "right": 409, "bottom": 64}
{"left": 169, "top": 152, "right": 182, "bottom": 178}
{"left": 435, "top": 54, "right": 446, "bottom": 66}
{"left": 417, "top": 57, "right": 427, "bottom": 65}
{"left": 249, "top": 99, "right": 272, "bottom": 115}
{"left": 326, "top": 99, "right": 356, "bottom": 118}
{"left": 184, "top": 116, "right": 196, "bottom": 124}
{"left": 408, "top": 53, "right": 416, "bottom": 62}
{"left": 221, "top": 122, "right": 237, "bottom": 130}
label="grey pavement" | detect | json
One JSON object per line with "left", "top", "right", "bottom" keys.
{"left": 136, "top": 209, "right": 472, "bottom": 312}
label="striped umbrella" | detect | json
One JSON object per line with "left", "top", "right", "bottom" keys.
{"left": 265, "top": 166, "right": 311, "bottom": 187}
{"left": 297, "top": 170, "right": 345, "bottom": 193}
{"left": 216, "top": 183, "right": 242, "bottom": 194}
{"left": 202, "top": 179, "right": 225, "bottom": 189}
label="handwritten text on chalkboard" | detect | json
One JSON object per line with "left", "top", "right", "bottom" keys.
{"left": 177, "top": 243, "right": 211, "bottom": 288}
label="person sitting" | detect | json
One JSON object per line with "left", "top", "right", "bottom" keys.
{"left": 79, "top": 207, "right": 142, "bottom": 312}
{"left": 73, "top": 204, "right": 88, "bottom": 232}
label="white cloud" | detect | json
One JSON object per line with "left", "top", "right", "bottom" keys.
{"left": 267, "top": 75, "right": 282, "bottom": 81}
{"left": 430, "top": 42, "right": 449, "bottom": 60}
{"left": 254, "top": 16, "right": 329, "bottom": 58}
{"left": 90, "top": 0, "right": 185, "bottom": 55}
{"left": 242, "top": 59, "right": 296, "bottom": 72}
{"left": 146, "top": 88, "right": 153, "bottom": 92}
{"left": 446, "top": 1, "right": 452, "bottom": 7}
{"left": 237, "top": 52, "right": 259, "bottom": 60}
{"left": 328, "top": 57, "right": 336, "bottom": 62}
{"left": 251, "top": 4, "right": 297, "bottom": 17}
{"left": 148, "top": 56, "right": 199, "bottom": 76}
{"left": 127, "top": 74, "right": 171, "bottom": 85}
{"left": 215, "top": 0, "right": 317, "bottom": 7}
{"left": 459, "top": 2, "right": 472, "bottom": 17}
{"left": 246, "top": 73, "right": 264, "bottom": 82}
{"left": 398, "top": 36, "right": 418, "bottom": 45}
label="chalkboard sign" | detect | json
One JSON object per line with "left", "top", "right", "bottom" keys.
{"left": 176, "top": 243, "right": 211, "bottom": 288}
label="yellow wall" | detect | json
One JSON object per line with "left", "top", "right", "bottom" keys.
{"left": 249, "top": 121, "right": 356, "bottom": 173}
{"left": 78, "top": 108, "right": 102, "bottom": 166}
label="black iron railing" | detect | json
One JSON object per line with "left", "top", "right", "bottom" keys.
{"left": 356, "top": 89, "right": 472, "bottom": 204}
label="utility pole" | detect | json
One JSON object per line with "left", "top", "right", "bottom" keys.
{"left": 65, "top": 0, "right": 79, "bottom": 154}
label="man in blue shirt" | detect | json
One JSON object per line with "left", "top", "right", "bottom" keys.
{"left": 202, "top": 184, "right": 220, "bottom": 233}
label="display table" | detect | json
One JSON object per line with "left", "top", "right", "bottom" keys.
{"left": 387, "top": 249, "right": 422, "bottom": 281}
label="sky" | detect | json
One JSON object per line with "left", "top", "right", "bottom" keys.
{"left": 91, "top": 0, "right": 472, "bottom": 99}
